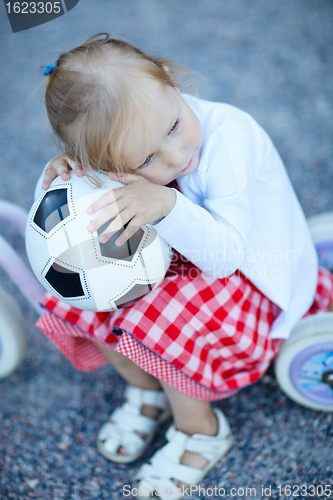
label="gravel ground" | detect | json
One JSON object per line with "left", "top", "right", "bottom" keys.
{"left": 0, "top": 1, "right": 333, "bottom": 499}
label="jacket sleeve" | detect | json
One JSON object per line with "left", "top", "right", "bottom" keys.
{"left": 153, "top": 126, "right": 261, "bottom": 278}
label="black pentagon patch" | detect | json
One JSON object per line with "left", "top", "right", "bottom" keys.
{"left": 115, "top": 282, "right": 156, "bottom": 308}
{"left": 34, "top": 189, "right": 70, "bottom": 233}
{"left": 98, "top": 221, "right": 144, "bottom": 261}
{"left": 45, "top": 262, "right": 84, "bottom": 298}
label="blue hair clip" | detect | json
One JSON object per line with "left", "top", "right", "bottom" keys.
{"left": 43, "top": 63, "right": 57, "bottom": 76}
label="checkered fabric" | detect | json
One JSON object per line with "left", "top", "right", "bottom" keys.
{"left": 36, "top": 254, "right": 333, "bottom": 401}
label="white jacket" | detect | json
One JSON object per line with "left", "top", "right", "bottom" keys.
{"left": 154, "top": 94, "right": 318, "bottom": 339}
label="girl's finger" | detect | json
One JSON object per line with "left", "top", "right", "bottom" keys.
{"left": 42, "top": 165, "right": 59, "bottom": 189}
{"left": 54, "top": 160, "right": 72, "bottom": 180}
{"left": 114, "top": 217, "right": 143, "bottom": 247}
{"left": 97, "top": 213, "right": 127, "bottom": 243}
{"left": 65, "top": 158, "right": 84, "bottom": 176}
{"left": 42, "top": 155, "right": 83, "bottom": 189}
{"left": 87, "top": 200, "right": 124, "bottom": 234}
{"left": 108, "top": 171, "right": 140, "bottom": 184}
{"left": 59, "top": 168, "right": 71, "bottom": 180}
{"left": 74, "top": 166, "right": 84, "bottom": 177}
{"left": 87, "top": 189, "right": 118, "bottom": 215}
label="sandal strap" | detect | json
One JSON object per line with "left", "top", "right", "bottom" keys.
{"left": 97, "top": 385, "right": 171, "bottom": 462}
{"left": 151, "top": 450, "right": 206, "bottom": 485}
{"left": 135, "top": 465, "right": 184, "bottom": 500}
{"left": 135, "top": 408, "right": 233, "bottom": 493}
{"left": 99, "top": 423, "right": 145, "bottom": 455}
{"left": 165, "top": 408, "right": 232, "bottom": 460}
{"left": 125, "top": 385, "right": 168, "bottom": 410}
{"left": 165, "top": 426, "right": 229, "bottom": 460}
{"left": 110, "top": 405, "right": 156, "bottom": 434}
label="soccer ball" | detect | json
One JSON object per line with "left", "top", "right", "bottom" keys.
{"left": 25, "top": 171, "right": 172, "bottom": 311}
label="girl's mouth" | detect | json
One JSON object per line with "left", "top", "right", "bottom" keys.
{"left": 181, "top": 155, "right": 193, "bottom": 173}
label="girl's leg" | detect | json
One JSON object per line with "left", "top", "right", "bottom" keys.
{"left": 160, "top": 381, "right": 219, "bottom": 489}
{"left": 161, "top": 381, "right": 217, "bottom": 435}
{"left": 97, "top": 345, "right": 164, "bottom": 456}
{"left": 97, "top": 345, "right": 221, "bottom": 476}
{"left": 98, "top": 346, "right": 217, "bottom": 436}
{"left": 97, "top": 345, "right": 162, "bottom": 391}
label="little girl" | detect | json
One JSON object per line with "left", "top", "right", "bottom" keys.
{"left": 37, "top": 33, "right": 333, "bottom": 499}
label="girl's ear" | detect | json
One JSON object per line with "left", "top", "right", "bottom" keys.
{"left": 161, "top": 63, "right": 171, "bottom": 75}
{"left": 161, "top": 63, "right": 180, "bottom": 92}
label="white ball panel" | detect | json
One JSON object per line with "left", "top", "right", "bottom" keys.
{"left": 141, "top": 229, "right": 172, "bottom": 278}
{"left": 26, "top": 171, "right": 172, "bottom": 311}
{"left": 47, "top": 227, "right": 71, "bottom": 260}
{"left": 68, "top": 189, "right": 111, "bottom": 247}
{"left": 86, "top": 260, "right": 148, "bottom": 311}
{"left": 49, "top": 171, "right": 124, "bottom": 199}
{"left": 26, "top": 227, "right": 53, "bottom": 283}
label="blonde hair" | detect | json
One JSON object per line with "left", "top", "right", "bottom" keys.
{"left": 45, "top": 33, "right": 193, "bottom": 174}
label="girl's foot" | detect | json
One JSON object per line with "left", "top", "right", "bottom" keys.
{"left": 118, "top": 401, "right": 162, "bottom": 455}
{"left": 172, "top": 411, "right": 218, "bottom": 490}
{"left": 135, "top": 408, "right": 233, "bottom": 499}
{"left": 97, "top": 385, "right": 171, "bottom": 463}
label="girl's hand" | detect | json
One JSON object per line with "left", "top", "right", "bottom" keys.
{"left": 87, "top": 172, "right": 176, "bottom": 246}
{"left": 42, "top": 154, "right": 84, "bottom": 190}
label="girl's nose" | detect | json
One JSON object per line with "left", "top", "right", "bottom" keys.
{"left": 168, "top": 147, "right": 186, "bottom": 168}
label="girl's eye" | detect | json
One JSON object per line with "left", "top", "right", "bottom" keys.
{"left": 138, "top": 154, "right": 153, "bottom": 169}
{"left": 168, "top": 119, "right": 179, "bottom": 134}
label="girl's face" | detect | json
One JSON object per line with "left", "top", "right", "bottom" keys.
{"left": 121, "top": 82, "right": 203, "bottom": 185}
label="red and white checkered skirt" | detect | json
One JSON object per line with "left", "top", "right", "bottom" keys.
{"left": 36, "top": 252, "right": 333, "bottom": 401}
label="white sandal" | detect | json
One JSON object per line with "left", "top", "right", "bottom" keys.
{"left": 97, "top": 385, "right": 171, "bottom": 463}
{"left": 134, "top": 408, "right": 233, "bottom": 499}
